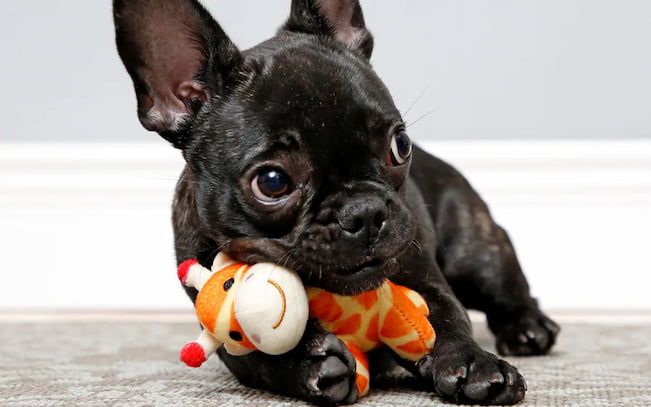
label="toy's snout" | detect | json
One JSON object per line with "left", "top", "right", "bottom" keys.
{"left": 235, "top": 263, "right": 309, "bottom": 355}
{"left": 266, "top": 278, "right": 289, "bottom": 329}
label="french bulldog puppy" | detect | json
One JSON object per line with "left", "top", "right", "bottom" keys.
{"left": 114, "top": 0, "right": 559, "bottom": 405}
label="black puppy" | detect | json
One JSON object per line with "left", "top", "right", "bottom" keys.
{"left": 114, "top": 0, "right": 559, "bottom": 404}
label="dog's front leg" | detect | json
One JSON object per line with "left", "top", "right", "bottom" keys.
{"left": 394, "top": 252, "right": 526, "bottom": 405}
{"left": 412, "top": 279, "right": 527, "bottom": 405}
{"left": 218, "top": 320, "right": 358, "bottom": 405}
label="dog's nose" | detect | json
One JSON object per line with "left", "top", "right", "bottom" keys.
{"left": 337, "top": 196, "right": 388, "bottom": 243}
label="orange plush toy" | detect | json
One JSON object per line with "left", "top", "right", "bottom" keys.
{"left": 305, "top": 282, "right": 435, "bottom": 397}
{"left": 178, "top": 252, "right": 435, "bottom": 398}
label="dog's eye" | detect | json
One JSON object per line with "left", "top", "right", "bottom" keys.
{"left": 251, "top": 169, "right": 292, "bottom": 202}
{"left": 388, "top": 130, "right": 412, "bottom": 165}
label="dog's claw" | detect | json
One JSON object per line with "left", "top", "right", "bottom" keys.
{"left": 306, "top": 377, "right": 320, "bottom": 393}
{"left": 455, "top": 366, "right": 468, "bottom": 380}
{"left": 505, "top": 371, "right": 515, "bottom": 386}
{"left": 489, "top": 372, "right": 504, "bottom": 384}
{"left": 544, "top": 319, "right": 561, "bottom": 336}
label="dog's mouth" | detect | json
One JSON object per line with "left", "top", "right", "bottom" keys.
{"left": 310, "top": 256, "right": 397, "bottom": 295}
{"left": 337, "top": 256, "right": 384, "bottom": 277}
{"left": 225, "top": 236, "right": 402, "bottom": 295}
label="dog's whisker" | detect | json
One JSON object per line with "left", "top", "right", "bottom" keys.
{"left": 408, "top": 239, "right": 424, "bottom": 254}
{"left": 177, "top": 177, "right": 200, "bottom": 186}
{"left": 276, "top": 249, "right": 295, "bottom": 268}
{"left": 402, "top": 86, "right": 429, "bottom": 118}
{"left": 139, "top": 175, "right": 201, "bottom": 186}
{"left": 206, "top": 242, "right": 229, "bottom": 262}
{"left": 406, "top": 106, "right": 440, "bottom": 128}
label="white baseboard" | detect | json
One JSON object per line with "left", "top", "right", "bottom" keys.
{"left": 1, "top": 140, "right": 650, "bottom": 310}
{"left": 1, "top": 310, "right": 650, "bottom": 325}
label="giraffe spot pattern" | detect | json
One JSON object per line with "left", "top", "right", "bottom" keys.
{"left": 308, "top": 290, "right": 344, "bottom": 323}
{"left": 306, "top": 281, "right": 435, "bottom": 398}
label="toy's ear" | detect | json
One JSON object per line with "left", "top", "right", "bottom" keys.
{"left": 283, "top": 0, "right": 374, "bottom": 58}
{"left": 211, "top": 252, "right": 238, "bottom": 271}
{"left": 113, "top": 0, "right": 241, "bottom": 148}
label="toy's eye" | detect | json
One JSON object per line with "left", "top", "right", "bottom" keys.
{"left": 223, "top": 278, "right": 234, "bottom": 291}
{"left": 251, "top": 168, "right": 292, "bottom": 203}
{"left": 229, "top": 331, "right": 243, "bottom": 341}
{"left": 387, "top": 130, "right": 412, "bottom": 166}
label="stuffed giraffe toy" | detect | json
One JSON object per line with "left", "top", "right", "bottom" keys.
{"left": 178, "top": 252, "right": 436, "bottom": 398}
{"left": 177, "top": 253, "right": 309, "bottom": 362}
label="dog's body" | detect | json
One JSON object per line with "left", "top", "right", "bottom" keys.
{"left": 114, "top": 0, "right": 559, "bottom": 404}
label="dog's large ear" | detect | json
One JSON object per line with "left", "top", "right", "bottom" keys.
{"left": 114, "top": 0, "right": 241, "bottom": 148}
{"left": 283, "top": 0, "right": 374, "bottom": 58}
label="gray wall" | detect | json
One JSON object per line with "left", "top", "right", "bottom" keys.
{"left": 2, "top": 0, "right": 650, "bottom": 142}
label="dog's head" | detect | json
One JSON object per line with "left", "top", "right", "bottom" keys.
{"left": 114, "top": 0, "right": 415, "bottom": 295}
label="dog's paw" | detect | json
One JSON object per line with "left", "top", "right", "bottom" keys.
{"left": 417, "top": 343, "right": 526, "bottom": 405}
{"left": 493, "top": 309, "right": 560, "bottom": 356}
{"left": 297, "top": 332, "right": 358, "bottom": 405}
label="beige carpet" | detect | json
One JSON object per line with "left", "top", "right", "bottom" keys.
{"left": 1, "top": 314, "right": 649, "bottom": 407}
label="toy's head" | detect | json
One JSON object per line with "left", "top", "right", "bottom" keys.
{"left": 182, "top": 253, "right": 309, "bottom": 357}
{"left": 234, "top": 261, "right": 309, "bottom": 354}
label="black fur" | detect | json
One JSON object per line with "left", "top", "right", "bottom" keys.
{"left": 114, "top": 0, "right": 559, "bottom": 405}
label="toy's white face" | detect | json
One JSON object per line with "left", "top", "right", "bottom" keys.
{"left": 234, "top": 263, "right": 309, "bottom": 355}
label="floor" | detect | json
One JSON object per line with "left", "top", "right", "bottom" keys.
{"left": 1, "top": 312, "right": 649, "bottom": 407}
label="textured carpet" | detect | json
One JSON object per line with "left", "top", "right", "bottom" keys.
{"left": 1, "top": 316, "right": 649, "bottom": 407}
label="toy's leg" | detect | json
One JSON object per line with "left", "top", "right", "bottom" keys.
{"left": 344, "top": 343, "right": 370, "bottom": 397}
{"left": 180, "top": 329, "right": 222, "bottom": 368}
{"left": 379, "top": 282, "right": 435, "bottom": 363}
